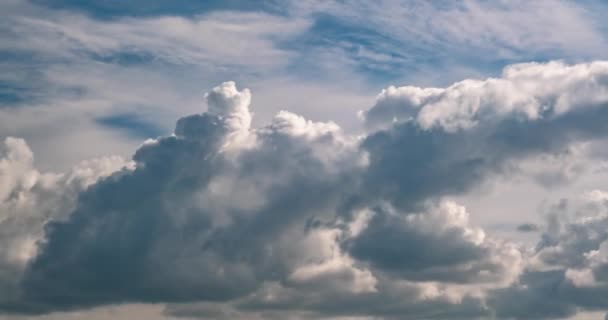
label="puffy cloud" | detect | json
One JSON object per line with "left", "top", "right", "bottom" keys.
{"left": 360, "top": 61, "right": 608, "bottom": 209}
{"left": 14, "top": 82, "right": 368, "bottom": 312}
{"left": 0, "top": 137, "right": 129, "bottom": 308}
{"left": 164, "top": 203, "right": 518, "bottom": 320}
{"left": 3, "top": 61, "right": 608, "bottom": 319}
{"left": 203, "top": 81, "right": 253, "bottom": 150}
{"left": 363, "top": 61, "right": 608, "bottom": 131}
{"left": 488, "top": 193, "right": 608, "bottom": 319}
{"left": 346, "top": 201, "right": 522, "bottom": 285}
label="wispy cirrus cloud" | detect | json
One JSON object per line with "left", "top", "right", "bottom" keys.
{"left": 285, "top": 0, "right": 608, "bottom": 83}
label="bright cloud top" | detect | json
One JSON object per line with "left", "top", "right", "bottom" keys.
{"left": 364, "top": 61, "right": 608, "bottom": 131}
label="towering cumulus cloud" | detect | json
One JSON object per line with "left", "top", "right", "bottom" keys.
{"left": 1, "top": 61, "right": 608, "bottom": 318}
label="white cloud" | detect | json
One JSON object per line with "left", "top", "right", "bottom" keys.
{"left": 288, "top": 0, "right": 608, "bottom": 67}
{"left": 2, "top": 60, "right": 608, "bottom": 318}
{"left": 489, "top": 194, "right": 608, "bottom": 319}
{"left": 2, "top": 0, "right": 608, "bottom": 317}
{"left": 0, "top": 137, "right": 130, "bottom": 303}
{"left": 1, "top": 7, "right": 309, "bottom": 69}
{"left": 364, "top": 61, "right": 608, "bottom": 131}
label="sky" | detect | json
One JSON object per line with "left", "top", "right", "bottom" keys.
{"left": 2, "top": 0, "right": 608, "bottom": 319}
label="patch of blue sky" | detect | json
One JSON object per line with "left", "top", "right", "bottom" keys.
{"left": 292, "top": 6, "right": 446, "bottom": 75}
{"left": 334, "top": 23, "right": 508, "bottom": 84}
{"left": 30, "top": 0, "right": 282, "bottom": 19}
{"left": 0, "top": 82, "right": 29, "bottom": 105}
{"left": 279, "top": 0, "right": 608, "bottom": 85}
{"left": 0, "top": 50, "right": 52, "bottom": 105}
{"left": 95, "top": 113, "right": 166, "bottom": 139}
{"left": 280, "top": 13, "right": 458, "bottom": 84}
{"left": 87, "top": 50, "right": 160, "bottom": 66}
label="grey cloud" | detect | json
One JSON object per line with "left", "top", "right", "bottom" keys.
{"left": 360, "top": 63, "right": 608, "bottom": 207}
{"left": 346, "top": 201, "right": 521, "bottom": 284}
{"left": 0, "top": 137, "right": 129, "bottom": 311}
{"left": 362, "top": 61, "right": 608, "bottom": 132}
{"left": 1, "top": 4, "right": 308, "bottom": 69}
{"left": 488, "top": 269, "right": 580, "bottom": 319}
{"left": 516, "top": 223, "right": 539, "bottom": 232}
{"left": 15, "top": 82, "right": 367, "bottom": 312}
{"left": 3, "top": 61, "right": 608, "bottom": 319}
{"left": 229, "top": 277, "right": 489, "bottom": 320}
{"left": 488, "top": 195, "right": 608, "bottom": 319}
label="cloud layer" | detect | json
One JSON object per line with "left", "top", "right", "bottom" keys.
{"left": 1, "top": 61, "right": 608, "bottom": 319}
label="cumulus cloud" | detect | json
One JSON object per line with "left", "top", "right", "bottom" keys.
{"left": 2, "top": 61, "right": 608, "bottom": 319}
{"left": 359, "top": 61, "right": 608, "bottom": 209}
{"left": 346, "top": 201, "right": 522, "bottom": 285}
{"left": 0, "top": 137, "right": 130, "bottom": 308}
{"left": 488, "top": 193, "right": 608, "bottom": 319}
{"left": 13, "top": 82, "right": 367, "bottom": 312}
{"left": 363, "top": 61, "right": 608, "bottom": 131}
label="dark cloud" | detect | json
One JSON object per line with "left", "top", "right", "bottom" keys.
{"left": 0, "top": 137, "right": 129, "bottom": 312}
{"left": 15, "top": 82, "right": 367, "bottom": 312}
{"left": 346, "top": 202, "right": 521, "bottom": 284}
{"left": 2, "top": 61, "right": 608, "bottom": 319}
{"left": 517, "top": 223, "right": 539, "bottom": 232}
{"left": 488, "top": 195, "right": 608, "bottom": 319}
{"left": 361, "top": 66, "right": 608, "bottom": 207}
{"left": 488, "top": 269, "right": 580, "bottom": 319}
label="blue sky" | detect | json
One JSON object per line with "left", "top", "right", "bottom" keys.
{"left": 2, "top": 1, "right": 608, "bottom": 319}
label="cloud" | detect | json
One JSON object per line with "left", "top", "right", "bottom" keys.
{"left": 3, "top": 3, "right": 608, "bottom": 319}
{"left": 2, "top": 61, "right": 608, "bottom": 318}
{"left": 363, "top": 61, "right": 608, "bottom": 131}
{"left": 346, "top": 201, "right": 522, "bottom": 284}
{"left": 0, "top": 0, "right": 376, "bottom": 172}
{"left": 14, "top": 82, "right": 366, "bottom": 312}
{"left": 1, "top": 6, "right": 308, "bottom": 69}
{"left": 6, "top": 0, "right": 607, "bottom": 175}
{"left": 359, "top": 61, "right": 608, "bottom": 209}
{"left": 286, "top": 0, "right": 608, "bottom": 82}
{"left": 0, "top": 137, "right": 129, "bottom": 308}
{"left": 488, "top": 193, "right": 608, "bottom": 319}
